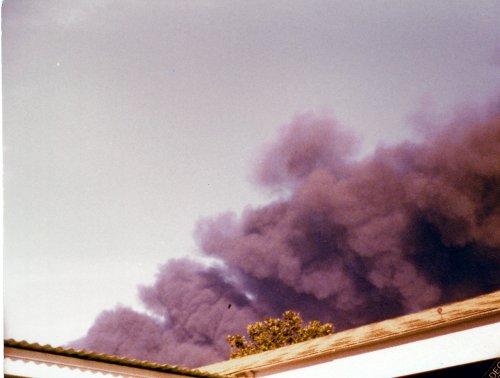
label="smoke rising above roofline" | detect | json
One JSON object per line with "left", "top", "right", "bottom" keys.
{"left": 73, "top": 95, "right": 500, "bottom": 367}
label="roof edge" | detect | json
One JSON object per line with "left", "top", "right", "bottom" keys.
{"left": 201, "top": 290, "right": 500, "bottom": 376}
{"left": 4, "top": 339, "right": 225, "bottom": 378}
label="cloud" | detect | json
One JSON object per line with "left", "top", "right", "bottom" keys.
{"left": 73, "top": 98, "right": 500, "bottom": 367}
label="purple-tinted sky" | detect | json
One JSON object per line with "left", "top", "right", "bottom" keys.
{"left": 3, "top": 0, "right": 500, "bottom": 348}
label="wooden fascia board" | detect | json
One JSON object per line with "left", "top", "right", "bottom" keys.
{"left": 201, "top": 290, "right": 500, "bottom": 376}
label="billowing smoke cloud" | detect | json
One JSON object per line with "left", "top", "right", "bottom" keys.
{"left": 72, "top": 101, "right": 500, "bottom": 367}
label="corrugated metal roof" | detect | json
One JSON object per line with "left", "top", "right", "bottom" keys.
{"left": 4, "top": 339, "right": 227, "bottom": 378}
{"left": 201, "top": 290, "right": 500, "bottom": 376}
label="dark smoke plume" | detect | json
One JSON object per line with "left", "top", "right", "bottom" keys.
{"left": 72, "top": 101, "right": 500, "bottom": 367}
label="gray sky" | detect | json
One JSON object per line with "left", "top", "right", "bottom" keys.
{"left": 3, "top": 0, "right": 500, "bottom": 346}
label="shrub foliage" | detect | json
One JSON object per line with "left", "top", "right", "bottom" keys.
{"left": 226, "top": 310, "right": 334, "bottom": 358}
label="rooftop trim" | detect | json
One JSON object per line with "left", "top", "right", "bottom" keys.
{"left": 201, "top": 290, "right": 500, "bottom": 376}
{"left": 4, "top": 339, "right": 226, "bottom": 378}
